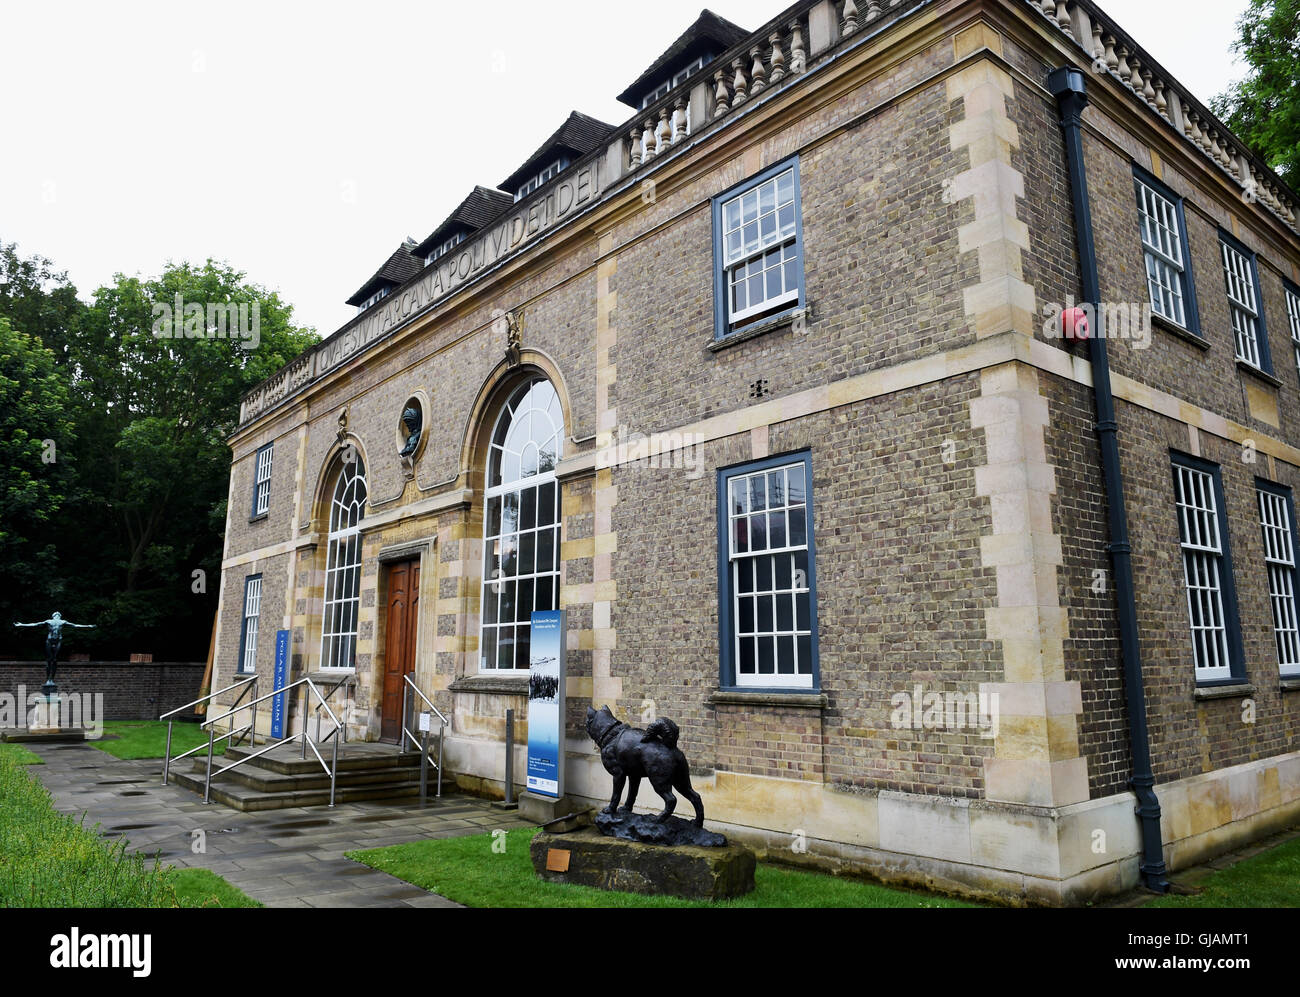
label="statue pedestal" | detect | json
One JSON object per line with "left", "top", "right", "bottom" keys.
{"left": 530, "top": 826, "right": 756, "bottom": 899}
{"left": 28, "top": 695, "right": 63, "bottom": 732}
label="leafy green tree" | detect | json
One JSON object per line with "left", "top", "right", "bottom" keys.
{"left": 61, "top": 260, "right": 318, "bottom": 656}
{"left": 0, "top": 317, "right": 77, "bottom": 642}
{"left": 1211, "top": 0, "right": 1300, "bottom": 181}
{"left": 0, "top": 243, "right": 84, "bottom": 364}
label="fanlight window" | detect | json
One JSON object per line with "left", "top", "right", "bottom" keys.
{"left": 321, "top": 455, "right": 367, "bottom": 670}
{"left": 481, "top": 378, "right": 564, "bottom": 671}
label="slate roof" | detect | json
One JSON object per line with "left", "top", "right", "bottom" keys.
{"left": 412, "top": 186, "right": 514, "bottom": 260}
{"left": 616, "top": 9, "right": 750, "bottom": 109}
{"left": 497, "top": 111, "right": 616, "bottom": 194}
{"left": 345, "top": 240, "right": 422, "bottom": 307}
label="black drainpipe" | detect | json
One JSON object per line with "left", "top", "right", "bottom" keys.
{"left": 1047, "top": 66, "right": 1169, "bottom": 893}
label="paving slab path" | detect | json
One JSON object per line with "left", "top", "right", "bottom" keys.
{"left": 23, "top": 741, "right": 532, "bottom": 908}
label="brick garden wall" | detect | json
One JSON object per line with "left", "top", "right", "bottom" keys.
{"left": 0, "top": 662, "right": 206, "bottom": 721}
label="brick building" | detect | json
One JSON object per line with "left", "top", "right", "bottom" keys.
{"left": 211, "top": 0, "right": 1300, "bottom": 903}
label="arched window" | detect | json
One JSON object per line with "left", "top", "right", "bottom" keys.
{"left": 481, "top": 377, "right": 564, "bottom": 671}
{"left": 322, "top": 454, "right": 367, "bottom": 670}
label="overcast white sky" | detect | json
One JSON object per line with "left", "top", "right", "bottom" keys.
{"left": 0, "top": 1, "right": 1250, "bottom": 338}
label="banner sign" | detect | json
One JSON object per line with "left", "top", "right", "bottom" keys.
{"left": 526, "top": 610, "right": 566, "bottom": 798}
{"left": 270, "top": 629, "right": 290, "bottom": 740}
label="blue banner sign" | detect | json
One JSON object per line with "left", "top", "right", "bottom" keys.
{"left": 526, "top": 610, "right": 566, "bottom": 798}
{"left": 271, "top": 629, "right": 290, "bottom": 739}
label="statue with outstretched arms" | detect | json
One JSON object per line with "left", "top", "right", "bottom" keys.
{"left": 14, "top": 612, "right": 95, "bottom": 690}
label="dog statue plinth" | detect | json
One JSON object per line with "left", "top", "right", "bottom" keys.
{"left": 584, "top": 704, "right": 725, "bottom": 847}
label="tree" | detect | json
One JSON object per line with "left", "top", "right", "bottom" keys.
{"left": 0, "top": 243, "right": 85, "bottom": 364}
{"left": 0, "top": 317, "right": 77, "bottom": 643}
{"left": 61, "top": 260, "right": 318, "bottom": 656}
{"left": 1211, "top": 0, "right": 1300, "bottom": 182}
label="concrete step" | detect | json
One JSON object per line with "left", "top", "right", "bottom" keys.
{"left": 184, "top": 754, "right": 440, "bottom": 794}
{"left": 220, "top": 740, "right": 427, "bottom": 776}
{"left": 168, "top": 767, "right": 432, "bottom": 811}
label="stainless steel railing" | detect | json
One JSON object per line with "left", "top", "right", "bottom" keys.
{"left": 160, "top": 676, "right": 257, "bottom": 786}
{"left": 202, "top": 677, "right": 344, "bottom": 806}
{"left": 400, "top": 673, "right": 447, "bottom": 800}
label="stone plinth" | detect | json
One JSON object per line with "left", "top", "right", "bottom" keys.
{"left": 531, "top": 826, "right": 756, "bottom": 899}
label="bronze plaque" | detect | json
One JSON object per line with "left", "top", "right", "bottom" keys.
{"left": 545, "top": 848, "right": 571, "bottom": 872}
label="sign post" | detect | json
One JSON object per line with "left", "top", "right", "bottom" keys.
{"left": 526, "top": 610, "right": 566, "bottom": 799}
{"left": 270, "top": 630, "right": 290, "bottom": 740}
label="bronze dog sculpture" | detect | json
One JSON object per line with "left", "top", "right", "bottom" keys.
{"left": 585, "top": 705, "right": 705, "bottom": 827}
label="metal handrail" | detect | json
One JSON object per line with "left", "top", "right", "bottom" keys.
{"left": 201, "top": 677, "right": 343, "bottom": 807}
{"left": 160, "top": 676, "right": 255, "bottom": 721}
{"left": 313, "top": 675, "right": 354, "bottom": 744}
{"left": 400, "top": 673, "right": 447, "bottom": 799}
{"left": 206, "top": 676, "right": 341, "bottom": 731}
{"left": 161, "top": 676, "right": 257, "bottom": 786}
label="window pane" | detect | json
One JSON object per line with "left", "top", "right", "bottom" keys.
{"left": 731, "top": 479, "right": 749, "bottom": 515}
{"left": 486, "top": 496, "right": 502, "bottom": 538}
{"left": 518, "top": 531, "right": 536, "bottom": 577}
{"left": 497, "top": 626, "right": 515, "bottom": 669}
{"left": 757, "top": 637, "right": 775, "bottom": 673}
{"left": 756, "top": 556, "right": 773, "bottom": 593}
{"left": 481, "top": 628, "right": 497, "bottom": 670}
{"left": 520, "top": 487, "right": 537, "bottom": 530}
{"left": 776, "top": 635, "right": 795, "bottom": 673}
{"left": 750, "top": 475, "right": 767, "bottom": 511}
{"left": 537, "top": 482, "right": 557, "bottom": 527}
{"left": 776, "top": 593, "right": 794, "bottom": 631}
{"left": 535, "top": 574, "right": 555, "bottom": 612}
{"left": 789, "top": 507, "right": 807, "bottom": 547}
{"left": 739, "top": 636, "right": 756, "bottom": 673}
{"left": 739, "top": 596, "right": 754, "bottom": 633}
{"left": 788, "top": 465, "right": 805, "bottom": 505}
{"left": 517, "top": 579, "right": 534, "bottom": 623}
{"left": 737, "top": 560, "right": 753, "bottom": 594}
{"left": 769, "top": 510, "right": 787, "bottom": 549}
{"left": 757, "top": 594, "right": 774, "bottom": 632}
{"left": 750, "top": 513, "right": 767, "bottom": 551}
{"left": 499, "top": 580, "right": 516, "bottom": 623}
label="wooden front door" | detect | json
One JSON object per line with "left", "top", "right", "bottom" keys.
{"left": 381, "top": 559, "right": 420, "bottom": 743}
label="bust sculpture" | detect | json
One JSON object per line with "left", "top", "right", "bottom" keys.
{"left": 398, "top": 404, "right": 422, "bottom": 457}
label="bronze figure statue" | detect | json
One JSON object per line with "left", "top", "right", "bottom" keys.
{"left": 585, "top": 704, "right": 722, "bottom": 847}
{"left": 14, "top": 612, "right": 94, "bottom": 693}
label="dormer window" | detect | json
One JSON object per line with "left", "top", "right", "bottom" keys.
{"left": 426, "top": 231, "right": 466, "bottom": 266}
{"left": 640, "top": 54, "right": 712, "bottom": 108}
{"left": 514, "top": 157, "right": 570, "bottom": 202}
{"left": 356, "top": 287, "right": 389, "bottom": 314}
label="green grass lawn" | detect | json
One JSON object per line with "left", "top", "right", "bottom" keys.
{"left": 1146, "top": 835, "right": 1300, "bottom": 908}
{"left": 89, "top": 719, "right": 228, "bottom": 761}
{"left": 170, "top": 868, "right": 262, "bottom": 908}
{"left": 0, "top": 740, "right": 256, "bottom": 907}
{"left": 0, "top": 742, "right": 44, "bottom": 765}
{"left": 348, "top": 827, "right": 977, "bottom": 908}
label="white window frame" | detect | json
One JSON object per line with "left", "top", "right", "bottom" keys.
{"left": 239, "top": 575, "right": 262, "bottom": 674}
{"left": 1173, "top": 460, "right": 1234, "bottom": 682}
{"left": 1221, "top": 239, "right": 1263, "bottom": 368}
{"left": 1134, "top": 176, "right": 1189, "bottom": 328}
{"left": 355, "top": 287, "right": 388, "bottom": 314}
{"left": 1285, "top": 284, "right": 1300, "bottom": 384}
{"left": 480, "top": 378, "right": 565, "bottom": 672}
{"left": 252, "top": 443, "right": 273, "bottom": 517}
{"left": 320, "top": 456, "right": 366, "bottom": 671}
{"left": 514, "top": 157, "right": 569, "bottom": 202}
{"left": 718, "top": 164, "right": 802, "bottom": 327}
{"left": 724, "top": 459, "right": 815, "bottom": 689}
{"left": 1258, "top": 484, "right": 1300, "bottom": 677}
{"left": 640, "top": 54, "right": 712, "bottom": 108}
{"left": 426, "top": 231, "right": 465, "bottom": 266}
